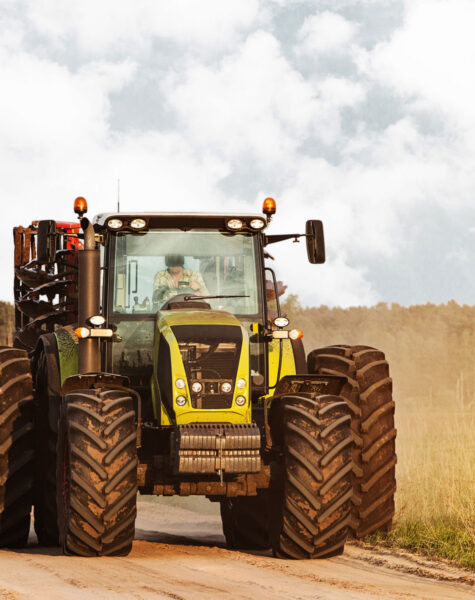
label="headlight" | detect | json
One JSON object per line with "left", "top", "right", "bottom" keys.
{"left": 191, "top": 381, "right": 202, "bottom": 393}
{"left": 249, "top": 218, "right": 266, "bottom": 230}
{"left": 175, "top": 378, "right": 186, "bottom": 389}
{"left": 130, "top": 218, "right": 147, "bottom": 230}
{"left": 237, "top": 378, "right": 246, "bottom": 389}
{"left": 87, "top": 315, "right": 106, "bottom": 327}
{"left": 176, "top": 396, "right": 187, "bottom": 406}
{"left": 235, "top": 396, "right": 246, "bottom": 406}
{"left": 226, "top": 218, "right": 243, "bottom": 230}
{"left": 221, "top": 382, "right": 232, "bottom": 393}
{"left": 107, "top": 218, "right": 123, "bottom": 230}
{"left": 273, "top": 316, "right": 289, "bottom": 328}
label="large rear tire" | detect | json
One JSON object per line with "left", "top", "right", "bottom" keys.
{"left": 0, "top": 347, "right": 35, "bottom": 548}
{"left": 220, "top": 492, "right": 271, "bottom": 550}
{"left": 270, "top": 393, "right": 353, "bottom": 559}
{"left": 57, "top": 387, "right": 138, "bottom": 556}
{"left": 308, "top": 345, "right": 396, "bottom": 538}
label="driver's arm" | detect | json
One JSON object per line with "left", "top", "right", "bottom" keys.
{"left": 153, "top": 270, "right": 172, "bottom": 301}
{"left": 153, "top": 271, "right": 166, "bottom": 290}
{"left": 189, "top": 271, "right": 209, "bottom": 296}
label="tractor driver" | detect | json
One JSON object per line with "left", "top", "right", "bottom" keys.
{"left": 153, "top": 254, "right": 209, "bottom": 305}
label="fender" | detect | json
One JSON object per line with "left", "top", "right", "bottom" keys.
{"left": 265, "top": 373, "right": 349, "bottom": 450}
{"left": 54, "top": 327, "right": 79, "bottom": 386}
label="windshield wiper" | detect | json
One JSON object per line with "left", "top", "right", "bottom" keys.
{"left": 183, "top": 294, "right": 249, "bottom": 301}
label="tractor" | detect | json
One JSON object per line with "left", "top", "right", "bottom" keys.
{"left": 0, "top": 197, "right": 396, "bottom": 557}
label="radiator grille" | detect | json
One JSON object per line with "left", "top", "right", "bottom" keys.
{"left": 173, "top": 324, "right": 242, "bottom": 410}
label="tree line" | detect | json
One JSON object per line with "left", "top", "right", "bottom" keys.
{"left": 282, "top": 296, "right": 475, "bottom": 409}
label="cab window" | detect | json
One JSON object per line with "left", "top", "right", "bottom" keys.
{"left": 110, "top": 230, "right": 262, "bottom": 318}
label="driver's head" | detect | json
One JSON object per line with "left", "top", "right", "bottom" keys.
{"left": 165, "top": 254, "right": 185, "bottom": 268}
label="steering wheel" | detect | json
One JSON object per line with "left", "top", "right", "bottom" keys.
{"left": 152, "top": 285, "right": 196, "bottom": 310}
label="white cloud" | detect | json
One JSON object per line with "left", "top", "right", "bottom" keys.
{"left": 21, "top": 0, "right": 262, "bottom": 56}
{"left": 0, "top": 28, "right": 231, "bottom": 293}
{"left": 165, "top": 31, "right": 366, "bottom": 169}
{"left": 0, "top": 0, "right": 474, "bottom": 308}
{"left": 165, "top": 31, "right": 318, "bottom": 168}
{"left": 297, "top": 11, "right": 357, "bottom": 55}
{"left": 0, "top": 15, "right": 25, "bottom": 50}
{"left": 362, "top": 0, "right": 475, "bottom": 128}
{"left": 0, "top": 51, "right": 136, "bottom": 153}
{"left": 271, "top": 242, "right": 380, "bottom": 308}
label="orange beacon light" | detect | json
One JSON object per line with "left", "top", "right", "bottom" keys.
{"left": 74, "top": 196, "right": 88, "bottom": 217}
{"left": 263, "top": 197, "right": 276, "bottom": 220}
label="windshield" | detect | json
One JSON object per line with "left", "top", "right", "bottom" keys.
{"left": 109, "top": 230, "right": 262, "bottom": 317}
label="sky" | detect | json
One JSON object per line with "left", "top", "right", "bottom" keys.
{"left": 1, "top": 0, "right": 475, "bottom": 308}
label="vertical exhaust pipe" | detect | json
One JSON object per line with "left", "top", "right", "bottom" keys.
{"left": 78, "top": 218, "right": 101, "bottom": 374}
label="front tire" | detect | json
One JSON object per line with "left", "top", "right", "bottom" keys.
{"left": 270, "top": 393, "right": 353, "bottom": 559}
{"left": 57, "top": 387, "right": 138, "bottom": 556}
{"left": 0, "top": 347, "right": 35, "bottom": 548}
{"left": 308, "top": 345, "right": 396, "bottom": 538}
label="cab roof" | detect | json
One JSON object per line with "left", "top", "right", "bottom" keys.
{"left": 93, "top": 212, "right": 267, "bottom": 232}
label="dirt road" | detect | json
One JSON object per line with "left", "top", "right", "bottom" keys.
{"left": 0, "top": 500, "right": 473, "bottom": 600}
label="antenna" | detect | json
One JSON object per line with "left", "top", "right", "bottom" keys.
{"left": 117, "top": 178, "right": 120, "bottom": 212}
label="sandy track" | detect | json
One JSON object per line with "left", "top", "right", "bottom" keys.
{"left": 0, "top": 501, "right": 473, "bottom": 600}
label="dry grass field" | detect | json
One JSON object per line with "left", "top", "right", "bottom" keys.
{"left": 369, "top": 398, "right": 475, "bottom": 568}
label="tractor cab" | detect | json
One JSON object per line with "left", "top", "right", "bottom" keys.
{"left": 95, "top": 213, "right": 269, "bottom": 424}
{"left": 90, "top": 208, "right": 323, "bottom": 426}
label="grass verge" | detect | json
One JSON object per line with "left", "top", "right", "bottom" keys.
{"left": 365, "top": 402, "right": 475, "bottom": 570}
{"left": 365, "top": 518, "right": 475, "bottom": 570}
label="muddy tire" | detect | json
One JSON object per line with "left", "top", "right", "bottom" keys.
{"left": 57, "top": 387, "right": 138, "bottom": 556}
{"left": 220, "top": 492, "right": 271, "bottom": 550}
{"left": 33, "top": 346, "right": 60, "bottom": 546}
{"left": 0, "top": 347, "right": 35, "bottom": 548}
{"left": 308, "top": 345, "right": 396, "bottom": 538}
{"left": 270, "top": 393, "right": 353, "bottom": 559}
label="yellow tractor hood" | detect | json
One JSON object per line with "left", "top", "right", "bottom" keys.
{"left": 153, "top": 308, "right": 251, "bottom": 425}
{"left": 158, "top": 309, "right": 243, "bottom": 329}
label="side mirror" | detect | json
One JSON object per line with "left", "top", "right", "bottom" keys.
{"left": 37, "top": 220, "right": 57, "bottom": 264}
{"left": 306, "top": 220, "right": 325, "bottom": 264}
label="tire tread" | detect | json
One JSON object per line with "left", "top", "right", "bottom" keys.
{"left": 0, "top": 347, "right": 34, "bottom": 548}
{"left": 57, "top": 387, "right": 137, "bottom": 556}
{"left": 308, "top": 345, "right": 397, "bottom": 538}
{"left": 272, "top": 393, "right": 353, "bottom": 559}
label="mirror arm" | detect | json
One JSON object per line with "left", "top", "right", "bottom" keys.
{"left": 265, "top": 233, "right": 305, "bottom": 245}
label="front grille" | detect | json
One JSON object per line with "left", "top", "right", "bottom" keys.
{"left": 178, "top": 343, "right": 239, "bottom": 381}
{"left": 202, "top": 352, "right": 236, "bottom": 379}
{"left": 172, "top": 324, "right": 242, "bottom": 410}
